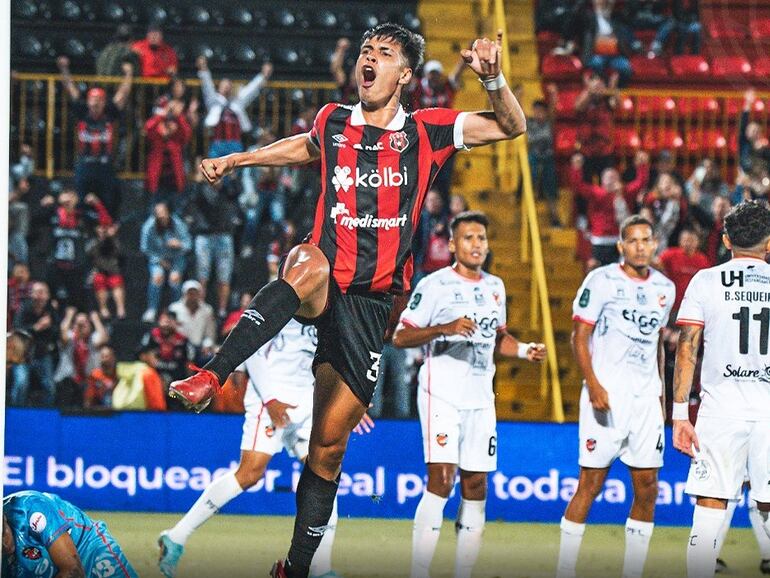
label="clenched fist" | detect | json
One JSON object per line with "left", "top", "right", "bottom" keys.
{"left": 200, "top": 156, "right": 236, "bottom": 184}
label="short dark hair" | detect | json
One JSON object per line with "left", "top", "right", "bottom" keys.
{"left": 724, "top": 200, "right": 770, "bottom": 249}
{"left": 620, "top": 215, "right": 654, "bottom": 240}
{"left": 360, "top": 23, "right": 425, "bottom": 71}
{"left": 450, "top": 211, "right": 489, "bottom": 236}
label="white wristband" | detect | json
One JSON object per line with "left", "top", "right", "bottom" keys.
{"left": 517, "top": 342, "right": 532, "bottom": 359}
{"left": 480, "top": 73, "right": 507, "bottom": 91}
{"left": 672, "top": 402, "right": 689, "bottom": 421}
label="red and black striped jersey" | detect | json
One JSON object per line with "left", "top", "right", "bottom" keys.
{"left": 309, "top": 102, "right": 466, "bottom": 295}
{"left": 73, "top": 101, "right": 121, "bottom": 163}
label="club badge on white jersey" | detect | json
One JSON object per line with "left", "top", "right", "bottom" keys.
{"left": 677, "top": 257, "right": 770, "bottom": 420}
{"left": 572, "top": 264, "right": 675, "bottom": 399}
{"left": 400, "top": 266, "right": 506, "bottom": 410}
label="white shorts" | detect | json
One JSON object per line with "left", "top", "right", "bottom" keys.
{"left": 417, "top": 388, "right": 497, "bottom": 472}
{"left": 240, "top": 394, "right": 313, "bottom": 459}
{"left": 578, "top": 388, "right": 664, "bottom": 469}
{"left": 685, "top": 416, "right": 770, "bottom": 503}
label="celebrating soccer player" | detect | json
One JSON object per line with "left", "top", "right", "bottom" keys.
{"left": 169, "top": 22, "right": 527, "bottom": 578}
{"left": 557, "top": 215, "right": 676, "bottom": 578}
{"left": 391, "top": 211, "right": 545, "bottom": 578}
{"left": 672, "top": 201, "right": 770, "bottom": 578}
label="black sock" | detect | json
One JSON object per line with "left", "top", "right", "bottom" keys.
{"left": 285, "top": 466, "right": 339, "bottom": 578}
{"left": 203, "top": 279, "right": 300, "bottom": 381}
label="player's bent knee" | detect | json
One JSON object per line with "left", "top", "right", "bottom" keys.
{"left": 283, "top": 244, "right": 329, "bottom": 290}
{"left": 169, "top": 272, "right": 182, "bottom": 285}
{"left": 151, "top": 274, "right": 164, "bottom": 286}
{"left": 310, "top": 442, "right": 346, "bottom": 471}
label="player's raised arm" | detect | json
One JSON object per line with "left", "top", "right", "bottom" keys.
{"left": 672, "top": 323, "right": 703, "bottom": 458}
{"left": 460, "top": 31, "right": 527, "bottom": 147}
{"left": 572, "top": 320, "right": 610, "bottom": 412}
{"left": 199, "top": 132, "right": 320, "bottom": 184}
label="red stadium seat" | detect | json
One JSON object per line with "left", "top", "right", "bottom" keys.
{"left": 753, "top": 57, "right": 770, "bottom": 79}
{"left": 614, "top": 127, "right": 641, "bottom": 150}
{"left": 724, "top": 96, "right": 766, "bottom": 116}
{"left": 541, "top": 54, "right": 583, "bottom": 79}
{"left": 706, "top": 20, "right": 748, "bottom": 40}
{"left": 686, "top": 129, "right": 728, "bottom": 154}
{"left": 554, "top": 89, "right": 581, "bottom": 118}
{"left": 749, "top": 18, "right": 770, "bottom": 39}
{"left": 670, "top": 55, "right": 711, "bottom": 78}
{"left": 677, "top": 96, "right": 720, "bottom": 115}
{"left": 629, "top": 55, "right": 669, "bottom": 81}
{"left": 710, "top": 56, "right": 752, "bottom": 80}
{"left": 631, "top": 95, "right": 676, "bottom": 115}
{"left": 642, "top": 128, "right": 683, "bottom": 152}
{"left": 554, "top": 125, "right": 578, "bottom": 155}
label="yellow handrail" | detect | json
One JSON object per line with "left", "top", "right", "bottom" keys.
{"left": 489, "top": 0, "right": 565, "bottom": 422}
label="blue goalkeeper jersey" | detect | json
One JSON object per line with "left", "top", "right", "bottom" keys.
{"left": 3, "top": 491, "right": 137, "bottom": 578}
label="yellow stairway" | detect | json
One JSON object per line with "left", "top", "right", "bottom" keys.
{"left": 418, "top": 0, "right": 584, "bottom": 421}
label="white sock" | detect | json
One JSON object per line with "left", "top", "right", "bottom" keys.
{"left": 759, "top": 508, "right": 770, "bottom": 544}
{"left": 556, "top": 517, "right": 586, "bottom": 578}
{"left": 454, "top": 499, "right": 485, "bottom": 578}
{"left": 749, "top": 502, "right": 770, "bottom": 559}
{"left": 310, "top": 497, "right": 338, "bottom": 576}
{"left": 715, "top": 499, "right": 737, "bottom": 557}
{"left": 621, "top": 518, "right": 654, "bottom": 578}
{"left": 410, "top": 491, "right": 448, "bottom": 578}
{"left": 687, "top": 505, "right": 727, "bottom": 578}
{"left": 167, "top": 471, "right": 243, "bottom": 545}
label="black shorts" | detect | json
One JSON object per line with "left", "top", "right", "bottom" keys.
{"left": 296, "top": 277, "right": 393, "bottom": 406}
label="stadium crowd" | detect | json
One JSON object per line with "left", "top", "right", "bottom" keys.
{"left": 6, "top": 4, "right": 768, "bottom": 421}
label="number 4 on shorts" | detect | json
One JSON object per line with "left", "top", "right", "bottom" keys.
{"left": 655, "top": 433, "right": 663, "bottom": 453}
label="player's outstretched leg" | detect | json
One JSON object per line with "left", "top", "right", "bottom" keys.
{"left": 169, "top": 245, "right": 330, "bottom": 411}
{"left": 280, "top": 364, "right": 368, "bottom": 578}
{"left": 622, "top": 468, "right": 658, "bottom": 578}
{"left": 686, "top": 498, "right": 728, "bottom": 578}
{"left": 158, "top": 451, "right": 269, "bottom": 577}
{"left": 411, "top": 464, "right": 455, "bottom": 578}
{"left": 454, "top": 471, "right": 487, "bottom": 578}
{"left": 557, "top": 467, "right": 609, "bottom": 578}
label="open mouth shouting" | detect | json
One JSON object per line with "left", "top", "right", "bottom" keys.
{"left": 361, "top": 65, "right": 377, "bottom": 89}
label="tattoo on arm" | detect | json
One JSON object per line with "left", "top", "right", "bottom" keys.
{"left": 673, "top": 325, "right": 702, "bottom": 404}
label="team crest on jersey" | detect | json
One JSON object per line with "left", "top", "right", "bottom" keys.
{"left": 586, "top": 438, "right": 597, "bottom": 452}
{"left": 658, "top": 294, "right": 667, "bottom": 307}
{"left": 22, "top": 547, "right": 42, "bottom": 560}
{"left": 493, "top": 292, "right": 502, "bottom": 306}
{"left": 389, "top": 131, "right": 409, "bottom": 152}
{"left": 473, "top": 287, "right": 485, "bottom": 305}
{"left": 436, "top": 433, "right": 448, "bottom": 447}
{"left": 29, "top": 512, "right": 46, "bottom": 533}
{"left": 265, "top": 425, "right": 276, "bottom": 438}
{"left": 694, "top": 459, "right": 711, "bottom": 481}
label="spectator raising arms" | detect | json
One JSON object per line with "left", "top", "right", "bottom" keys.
{"left": 54, "top": 309, "right": 110, "bottom": 407}
{"left": 197, "top": 55, "right": 273, "bottom": 158}
{"left": 140, "top": 202, "right": 192, "bottom": 323}
{"left": 131, "top": 23, "right": 178, "bottom": 79}
{"left": 570, "top": 151, "right": 650, "bottom": 268}
{"left": 58, "top": 56, "right": 133, "bottom": 217}
{"left": 36, "top": 189, "right": 112, "bottom": 312}
{"left": 145, "top": 99, "right": 192, "bottom": 200}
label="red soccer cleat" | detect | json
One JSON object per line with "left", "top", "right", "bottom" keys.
{"left": 168, "top": 365, "right": 221, "bottom": 413}
{"left": 269, "top": 560, "right": 288, "bottom": 578}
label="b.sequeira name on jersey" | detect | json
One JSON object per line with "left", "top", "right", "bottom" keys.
{"left": 400, "top": 266, "right": 507, "bottom": 410}
{"left": 677, "top": 257, "right": 770, "bottom": 421}
{"left": 239, "top": 319, "right": 318, "bottom": 409}
{"left": 572, "top": 264, "right": 675, "bottom": 402}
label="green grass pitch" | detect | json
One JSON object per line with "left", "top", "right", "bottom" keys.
{"left": 96, "top": 511, "right": 764, "bottom": 577}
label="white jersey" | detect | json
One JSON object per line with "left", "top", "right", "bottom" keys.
{"left": 677, "top": 257, "right": 770, "bottom": 421}
{"left": 237, "top": 319, "right": 318, "bottom": 407}
{"left": 572, "top": 264, "right": 675, "bottom": 400}
{"left": 400, "top": 266, "right": 507, "bottom": 410}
